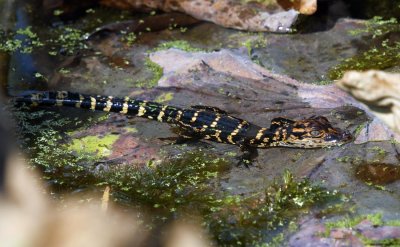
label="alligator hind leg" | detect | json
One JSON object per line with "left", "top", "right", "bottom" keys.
{"left": 190, "top": 105, "right": 227, "bottom": 114}
{"left": 237, "top": 145, "right": 258, "bottom": 168}
{"left": 159, "top": 127, "right": 207, "bottom": 146}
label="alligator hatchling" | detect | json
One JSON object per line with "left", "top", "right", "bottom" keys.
{"left": 16, "top": 91, "right": 353, "bottom": 166}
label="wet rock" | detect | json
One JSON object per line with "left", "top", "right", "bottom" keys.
{"left": 100, "top": 0, "right": 299, "bottom": 32}
{"left": 355, "top": 163, "right": 400, "bottom": 185}
{"left": 356, "top": 220, "right": 400, "bottom": 240}
{"left": 289, "top": 218, "right": 364, "bottom": 247}
{"left": 252, "top": 18, "right": 368, "bottom": 83}
{"left": 151, "top": 48, "right": 400, "bottom": 144}
{"left": 290, "top": 217, "right": 400, "bottom": 247}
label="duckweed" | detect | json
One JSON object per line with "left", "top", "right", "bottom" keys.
{"left": 0, "top": 26, "right": 44, "bottom": 53}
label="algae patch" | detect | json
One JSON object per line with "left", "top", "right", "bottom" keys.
{"left": 154, "top": 40, "right": 202, "bottom": 52}
{"left": 324, "top": 213, "right": 400, "bottom": 246}
{"left": 135, "top": 57, "right": 163, "bottom": 88}
{"left": 0, "top": 26, "right": 44, "bottom": 53}
{"left": 155, "top": 92, "right": 174, "bottom": 103}
{"left": 328, "top": 17, "right": 400, "bottom": 80}
{"left": 327, "top": 41, "right": 400, "bottom": 80}
{"left": 67, "top": 134, "right": 119, "bottom": 158}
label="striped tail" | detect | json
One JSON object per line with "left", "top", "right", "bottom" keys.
{"left": 15, "top": 91, "right": 183, "bottom": 123}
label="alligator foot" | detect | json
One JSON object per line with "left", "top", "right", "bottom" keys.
{"left": 237, "top": 146, "right": 258, "bottom": 168}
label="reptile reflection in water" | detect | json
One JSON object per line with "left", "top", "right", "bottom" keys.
{"left": 15, "top": 91, "right": 353, "bottom": 166}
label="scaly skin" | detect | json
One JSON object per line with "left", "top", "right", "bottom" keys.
{"left": 15, "top": 91, "right": 353, "bottom": 165}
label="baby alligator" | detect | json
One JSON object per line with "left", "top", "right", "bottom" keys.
{"left": 15, "top": 91, "right": 353, "bottom": 165}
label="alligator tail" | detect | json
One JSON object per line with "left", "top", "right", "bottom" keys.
{"left": 15, "top": 91, "right": 182, "bottom": 123}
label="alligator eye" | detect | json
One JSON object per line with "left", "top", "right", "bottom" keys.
{"left": 310, "top": 130, "right": 321, "bottom": 137}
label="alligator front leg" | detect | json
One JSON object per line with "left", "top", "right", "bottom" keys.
{"left": 237, "top": 145, "right": 258, "bottom": 168}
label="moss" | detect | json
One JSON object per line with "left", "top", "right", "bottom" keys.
{"left": 210, "top": 170, "right": 338, "bottom": 246}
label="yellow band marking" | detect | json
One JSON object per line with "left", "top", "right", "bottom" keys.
{"left": 90, "top": 97, "right": 96, "bottom": 110}
{"left": 157, "top": 105, "right": 168, "bottom": 122}
{"left": 227, "top": 135, "right": 235, "bottom": 144}
{"left": 200, "top": 125, "right": 208, "bottom": 132}
{"left": 137, "top": 102, "right": 147, "bottom": 116}
{"left": 56, "top": 91, "right": 67, "bottom": 106}
{"left": 226, "top": 123, "right": 243, "bottom": 144}
{"left": 176, "top": 110, "right": 183, "bottom": 121}
{"left": 190, "top": 112, "right": 199, "bottom": 123}
{"left": 75, "top": 94, "right": 84, "bottom": 108}
{"left": 119, "top": 97, "right": 131, "bottom": 114}
{"left": 103, "top": 96, "right": 113, "bottom": 112}
{"left": 210, "top": 116, "right": 220, "bottom": 128}
{"left": 213, "top": 130, "right": 222, "bottom": 142}
{"left": 255, "top": 128, "right": 267, "bottom": 140}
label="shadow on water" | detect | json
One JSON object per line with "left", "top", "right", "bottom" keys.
{"left": 355, "top": 163, "right": 400, "bottom": 185}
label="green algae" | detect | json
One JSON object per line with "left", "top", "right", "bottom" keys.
{"left": 154, "top": 40, "right": 202, "bottom": 52}
{"left": 135, "top": 57, "right": 163, "bottom": 88}
{"left": 123, "top": 126, "right": 138, "bottom": 134}
{"left": 155, "top": 92, "right": 174, "bottom": 103}
{"left": 98, "top": 163, "right": 338, "bottom": 246}
{"left": 324, "top": 213, "right": 400, "bottom": 245}
{"left": 122, "top": 32, "right": 137, "bottom": 46}
{"left": 325, "top": 213, "right": 383, "bottom": 231}
{"left": 327, "top": 41, "right": 400, "bottom": 80}
{"left": 328, "top": 17, "right": 400, "bottom": 80}
{"left": 53, "top": 27, "right": 88, "bottom": 55}
{"left": 354, "top": 123, "right": 365, "bottom": 137}
{"left": 67, "top": 134, "right": 119, "bottom": 158}
{"left": 348, "top": 16, "right": 399, "bottom": 38}
{"left": 209, "top": 170, "right": 338, "bottom": 246}
{"left": 241, "top": 34, "right": 268, "bottom": 57}
{"left": 0, "top": 26, "right": 44, "bottom": 53}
